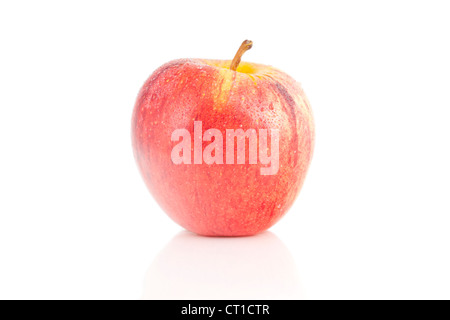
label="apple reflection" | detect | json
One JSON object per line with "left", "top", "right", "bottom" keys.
{"left": 143, "top": 231, "right": 303, "bottom": 299}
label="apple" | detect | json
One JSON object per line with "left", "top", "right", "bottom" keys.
{"left": 132, "top": 40, "right": 314, "bottom": 236}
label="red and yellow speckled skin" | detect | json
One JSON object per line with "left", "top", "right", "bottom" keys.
{"left": 132, "top": 59, "right": 314, "bottom": 236}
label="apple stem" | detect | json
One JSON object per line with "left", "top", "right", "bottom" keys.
{"left": 230, "top": 40, "right": 253, "bottom": 71}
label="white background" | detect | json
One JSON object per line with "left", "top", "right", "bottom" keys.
{"left": 1, "top": 0, "right": 449, "bottom": 300}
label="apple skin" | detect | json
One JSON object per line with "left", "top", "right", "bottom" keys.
{"left": 132, "top": 58, "right": 314, "bottom": 236}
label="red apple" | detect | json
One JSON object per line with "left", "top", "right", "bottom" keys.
{"left": 132, "top": 41, "right": 314, "bottom": 236}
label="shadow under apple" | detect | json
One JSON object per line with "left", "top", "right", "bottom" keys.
{"left": 143, "top": 231, "right": 303, "bottom": 300}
